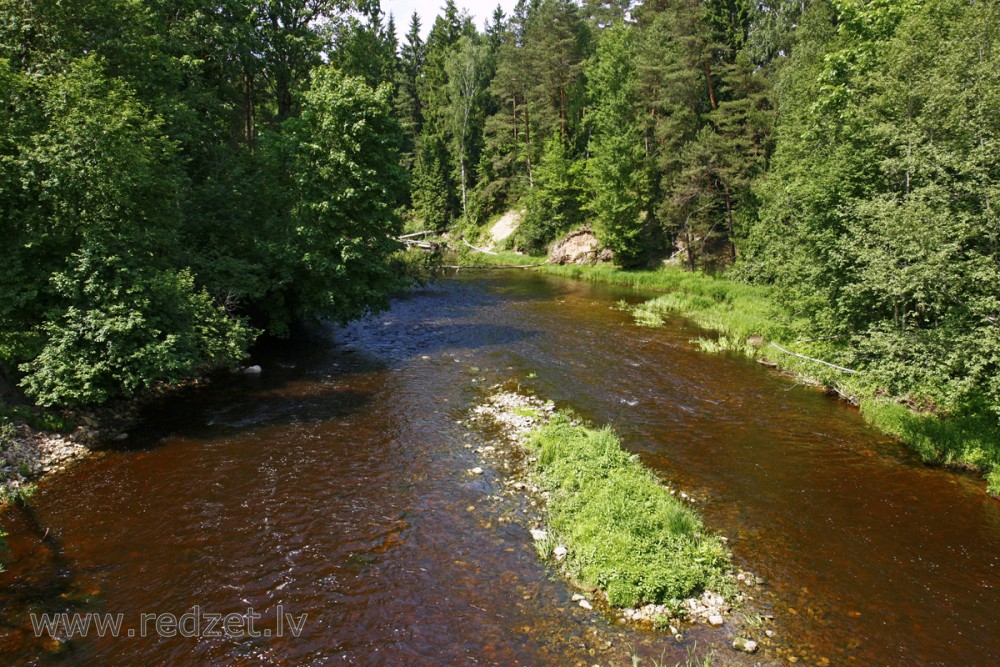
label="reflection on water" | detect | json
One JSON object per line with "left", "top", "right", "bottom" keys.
{"left": 1, "top": 273, "right": 998, "bottom": 666}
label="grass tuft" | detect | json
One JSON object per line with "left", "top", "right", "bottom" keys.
{"left": 526, "top": 414, "right": 731, "bottom": 607}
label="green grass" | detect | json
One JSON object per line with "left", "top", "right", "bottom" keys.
{"left": 447, "top": 249, "right": 546, "bottom": 267}
{"left": 525, "top": 414, "right": 731, "bottom": 607}
{"left": 474, "top": 259, "right": 1000, "bottom": 495}
{"left": 860, "top": 399, "right": 1000, "bottom": 494}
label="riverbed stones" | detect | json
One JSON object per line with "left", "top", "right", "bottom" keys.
{"left": 470, "top": 467, "right": 484, "bottom": 475}
{"left": 1, "top": 402, "right": 140, "bottom": 499}
{"left": 578, "top": 599, "right": 593, "bottom": 610}
{"left": 708, "top": 614, "right": 725, "bottom": 626}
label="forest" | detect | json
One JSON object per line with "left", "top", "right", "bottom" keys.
{"left": 0, "top": 2, "right": 999, "bottom": 663}
{"left": 399, "top": 0, "right": 1000, "bottom": 452}
{"left": 1, "top": 0, "right": 998, "bottom": 437}
{"left": 0, "top": 0, "right": 407, "bottom": 407}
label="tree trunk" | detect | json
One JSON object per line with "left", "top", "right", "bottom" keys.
{"left": 461, "top": 160, "right": 468, "bottom": 219}
{"left": 512, "top": 96, "right": 518, "bottom": 143}
{"left": 243, "top": 69, "right": 255, "bottom": 151}
{"left": 524, "top": 102, "right": 533, "bottom": 186}
{"left": 559, "top": 84, "right": 567, "bottom": 139}
{"left": 724, "top": 186, "right": 736, "bottom": 263}
{"left": 685, "top": 226, "right": 695, "bottom": 271}
{"left": 703, "top": 61, "right": 717, "bottom": 111}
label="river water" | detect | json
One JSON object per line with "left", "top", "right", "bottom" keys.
{"left": 1, "top": 272, "right": 998, "bottom": 666}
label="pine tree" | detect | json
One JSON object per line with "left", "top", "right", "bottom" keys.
{"left": 585, "top": 23, "right": 650, "bottom": 267}
{"left": 395, "top": 12, "right": 425, "bottom": 173}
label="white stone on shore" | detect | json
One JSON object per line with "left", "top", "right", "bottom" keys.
{"left": 530, "top": 528, "right": 548, "bottom": 541}
{"left": 708, "top": 614, "right": 725, "bottom": 626}
{"left": 578, "top": 599, "right": 592, "bottom": 610}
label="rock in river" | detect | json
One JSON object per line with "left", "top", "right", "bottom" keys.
{"left": 733, "top": 637, "right": 759, "bottom": 654}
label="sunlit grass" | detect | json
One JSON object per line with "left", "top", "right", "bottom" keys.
{"left": 447, "top": 249, "right": 546, "bottom": 267}
{"left": 526, "top": 414, "right": 731, "bottom": 606}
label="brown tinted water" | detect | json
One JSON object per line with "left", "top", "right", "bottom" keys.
{"left": 1, "top": 272, "right": 998, "bottom": 666}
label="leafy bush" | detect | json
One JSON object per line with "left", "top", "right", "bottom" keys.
{"left": 21, "top": 254, "right": 254, "bottom": 406}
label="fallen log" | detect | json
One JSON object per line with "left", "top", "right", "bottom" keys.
{"left": 461, "top": 239, "right": 499, "bottom": 255}
{"left": 398, "top": 230, "right": 437, "bottom": 240}
{"left": 767, "top": 342, "right": 858, "bottom": 374}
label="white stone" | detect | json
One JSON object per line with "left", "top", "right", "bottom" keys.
{"left": 733, "top": 637, "right": 759, "bottom": 654}
{"left": 242, "top": 365, "right": 262, "bottom": 374}
{"left": 530, "top": 528, "right": 548, "bottom": 541}
{"left": 578, "top": 599, "right": 593, "bottom": 610}
{"left": 708, "top": 614, "right": 725, "bottom": 626}
{"left": 471, "top": 467, "right": 484, "bottom": 475}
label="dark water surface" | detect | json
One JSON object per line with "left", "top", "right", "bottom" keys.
{"left": 1, "top": 273, "right": 998, "bottom": 666}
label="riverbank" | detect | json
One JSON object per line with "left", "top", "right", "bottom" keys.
{"left": 469, "top": 387, "right": 770, "bottom": 656}
{"left": 0, "top": 403, "right": 139, "bottom": 505}
{"left": 565, "top": 265, "right": 1000, "bottom": 496}
{"left": 448, "top": 251, "right": 1000, "bottom": 496}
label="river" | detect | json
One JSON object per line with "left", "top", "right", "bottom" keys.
{"left": 1, "top": 272, "right": 998, "bottom": 666}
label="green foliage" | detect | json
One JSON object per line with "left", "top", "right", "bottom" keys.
{"left": 527, "top": 414, "right": 731, "bottom": 606}
{"left": 0, "top": 419, "right": 14, "bottom": 450}
{"left": 446, "top": 36, "right": 491, "bottom": 220}
{"left": 412, "top": 135, "right": 453, "bottom": 230}
{"left": 0, "top": 4, "right": 416, "bottom": 407}
{"left": 21, "top": 257, "right": 255, "bottom": 406}
{"left": 277, "top": 68, "right": 406, "bottom": 328}
{"left": 742, "top": 0, "right": 1000, "bottom": 428}
{"left": 517, "top": 132, "right": 585, "bottom": 251}
{"left": 325, "top": 5, "right": 399, "bottom": 90}
{"left": 585, "top": 23, "right": 650, "bottom": 267}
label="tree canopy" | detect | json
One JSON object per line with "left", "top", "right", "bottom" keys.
{"left": 0, "top": 0, "right": 405, "bottom": 405}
